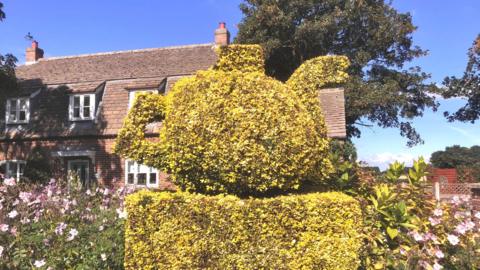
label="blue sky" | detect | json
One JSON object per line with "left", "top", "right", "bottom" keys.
{"left": 0, "top": 0, "right": 479, "bottom": 169}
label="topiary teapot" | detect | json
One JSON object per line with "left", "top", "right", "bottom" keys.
{"left": 115, "top": 45, "right": 349, "bottom": 196}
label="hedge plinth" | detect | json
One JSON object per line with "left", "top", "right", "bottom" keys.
{"left": 125, "top": 190, "right": 363, "bottom": 270}
{"left": 115, "top": 44, "right": 350, "bottom": 195}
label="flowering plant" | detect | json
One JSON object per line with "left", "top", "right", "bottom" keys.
{"left": 0, "top": 178, "right": 131, "bottom": 269}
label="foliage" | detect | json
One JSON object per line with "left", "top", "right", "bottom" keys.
{"left": 236, "top": 0, "right": 438, "bottom": 146}
{"left": 124, "top": 190, "right": 363, "bottom": 270}
{"left": 116, "top": 44, "right": 350, "bottom": 196}
{"left": 430, "top": 145, "right": 480, "bottom": 168}
{"left": 0, "top": 2, "right": 4, "bottom": 21}
{"left": 359, "top": 157, "right": 480, "bottom": 269}
{"left": 23, "top": 146, "right": 52, "bottom": 184}
{"left": 0, "top": 179, "right": 129, "bottom": 269}
{"left": 443, "top": 34, "right": 480, "bottom": 122}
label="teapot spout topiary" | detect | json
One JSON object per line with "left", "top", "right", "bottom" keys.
{"left": 114, "top": 44, "right": 350, "bottom": 196}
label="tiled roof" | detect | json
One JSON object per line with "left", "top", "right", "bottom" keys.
{"left": 16, "top": 44, "right": 218, "bottom": 85}
{"left": 3, "top": 44, "right": 346, "bottom": 139}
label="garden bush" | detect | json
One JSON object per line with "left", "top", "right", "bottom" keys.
{"left": 115, "top": 44, "right": 350, "bottom": 196}
{"left": 0, "top": 178, "right": 130, "bottom": 269}
{"left": 124, "top": 190, "right": 363, "bottom": 270}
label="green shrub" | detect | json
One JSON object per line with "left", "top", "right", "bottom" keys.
{"left": 124, "top": 190, "right": 363, "bottom": 270}
{"left": 115, "top": 45, "right": 350, "bottom": 196}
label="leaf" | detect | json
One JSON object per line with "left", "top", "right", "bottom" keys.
{"left": 386, "top": 227, "right": 399, "bottom": 239}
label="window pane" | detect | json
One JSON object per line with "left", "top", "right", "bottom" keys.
{"left": 0, "top": 164, "right": 5, "bottom": 175}
{"left": 73, "top": 96, "right": 80, "bottom": 107}
{"left": 84, "top": 96, "right": 90, "bottom": 106}
{"left": 19, "top": 163, "right": 25, "bottom": 175}
{"left": 127, "top": 161, "right": 135, "bottom": 173}
{"left": 19, "top": 111, "right": 26, "bottom": 121}
{"left": 20, "top": 99, "right": 27, "bottom": 109}
{"left": 74, "top": 108, "right": 80, "bottom": 118}
{"left": 149, "top": 173, "right": 157, "bottom": 184}
{"left": 8, "top": 163, "right": 17, "bottom": 177}
{"left": 137, "top": 173, "right": 146, "bottom": 185}
{"left": 83, "top": 107, "right": 90, "bottom": 118}
{"left": 127, "top": 173, "right": 135, "bottom": 184}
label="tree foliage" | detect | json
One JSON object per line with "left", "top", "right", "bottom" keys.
{"left": 430, "top": 145, "right": 480, "bottom": 168}
{"left": 235, "top": 0, "right": 438, "bottom": 146}
{"left": 0, "top": 2, "right": 5, "bottom": 21}
{"left": 443, "top": 35, "right": 480, "bottom": 122}
{"left": 0, "top": 1, "right": 18, "bottom": 116}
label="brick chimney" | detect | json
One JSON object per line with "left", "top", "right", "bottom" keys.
{"left": 26, "top": 40, "right": 44, "bottom": 65}
{"left": 214, "top": 22, "right": 230, "bottom": 46}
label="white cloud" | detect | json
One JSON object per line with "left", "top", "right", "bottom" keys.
{"left": 360, "top": 152, "right": 424, "bottom": 170}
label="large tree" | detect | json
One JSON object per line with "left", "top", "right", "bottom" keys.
{"left": 0, "top": 1, "right": 18, "bottom": 116}
{"left": 235, "top": 0, "right": 438, "bottom": 146}
{"left": 442, "top": 35, "right": 480, "bottom": 122}
{"left": 430, "top": 145, "right": 480, "bottom": 168}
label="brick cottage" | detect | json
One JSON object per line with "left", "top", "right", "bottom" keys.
{"left": 0, "top": 23, "right": 347, "bottom": 189}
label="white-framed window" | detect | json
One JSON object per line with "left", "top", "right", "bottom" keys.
{"left": 128, "top": 90, "right": 157, "bottom": 109}
{"left": 125, "top": 160, "right": 158, "bottom": 188}
{"left": 0, "top": 160, "right": 26, "bottom": 180}
{"left": 6, "top": 98, "right": 30, "bottom": 124}
{"left": 69, "top": 94, "right": 95, "bottom": 121}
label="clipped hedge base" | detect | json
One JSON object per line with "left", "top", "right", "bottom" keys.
{"left": 125, "top": 191, "right": 363, "bottom": 270}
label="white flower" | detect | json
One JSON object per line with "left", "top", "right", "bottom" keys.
{"left": 433, "top": 208, "right": 443, "bottom": 217}
{"left": 447, "top": 234, "right": 459, "bottom": 245}
{"left": 8, "top": 210, "right": 18, "bottom": 219}
{"left": 474, "top": 211, "right": 480, "bottom": 220}
{"left": 101, "top": 253, "right": 107, "bottom": 261}
{"left": 0, "top": 246, "right": 3, "bottom": 257}
{"left": 433, "top": 261, "right": 443, "bottom": 270}
{"left": 410, "top": 231, "right": 424, "bottom": 242}
{"left": 66, "top": 228, "right": 79, "bottom": 241}
{"left": 116, "top": 208, "right": 127, "bottom": 219}
{"left": 34, "top": 259, "right": 46, "bottom": 268}
{"left": 0, "top": 224, "right": 9, "bottom": 232}
{"left": 3, "top": 178, "right": 16, "bottom": 186}
{"left": 98, "top": 225, "right": 104, "bottom": 231}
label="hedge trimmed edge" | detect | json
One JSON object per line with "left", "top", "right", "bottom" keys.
{"left": 125, "top": 190, "right": 363, "bottom": 270}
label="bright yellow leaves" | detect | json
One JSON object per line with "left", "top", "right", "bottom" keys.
{"left": 115, "top": 44, "right": 349, "bottom": 196}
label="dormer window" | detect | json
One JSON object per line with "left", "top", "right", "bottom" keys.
{"left": 6, "top": 98, "right": 30, "bottom": 124}
{"left": 128, "top": 90, "right": 158, "bottom": 109}
{"left": 69, "top": 94, "right": 95, "bottom": 121}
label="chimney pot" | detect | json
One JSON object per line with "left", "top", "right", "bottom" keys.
{"left": 214, "top": 22, "right": 230, "bottom": 46}
{"left": 32, "top": 40, "right": 38, "bottom": 49}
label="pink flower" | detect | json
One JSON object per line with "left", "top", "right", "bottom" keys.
{"left": 10, "top": 226, "right": 17, "bottom": 236}
{"left": 435, "top": 249, "right": 445, "bottom": 259}
{"left": 34, "top": 259, "right": 46, "bottom": 268}
{"left": 410, "top": 231, "right": 424, "bottom": 242}
{"left": 3, "top": 178, "right": 16, "bottom": 186}
{"left": 433, "top": 208, "right": 443, "bottom": 217}
{"left": 19, "top": 192, "right": 32, "bottom": 203}
{"left": 452, "top": 196, "right": 461, "bottom": 205}
{"left": 54, "top": 222, "right": 67, "bottom": 235}
{"left": 0, "top": 224, "right": 9, "bottom": 232}
{"left": 474, "top": 211, "right": 480, "bottom": 220}
{"left": 429, "top": 217, "right": 441, "bottom": 226}
{"left": 456, "top": 223, "right": 468, "bottom": 235}
{"left": 447, "top": 234, "right": 459, "bottom": 245}
{"left": 8, "top": 210, "right": 18, "bottom": 219}
{"left": 433, "top": 262, "right": 443, "bottom": 270}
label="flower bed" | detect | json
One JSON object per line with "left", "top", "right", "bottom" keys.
{"left": 0, "top": 178, "right": 129, "bottom": 269}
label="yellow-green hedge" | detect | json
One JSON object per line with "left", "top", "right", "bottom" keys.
{"left": 115, "top": 44, "right": 350, "bottom": 196}
{"left": 125, "top": 190, "right": 363, "bottom": 270}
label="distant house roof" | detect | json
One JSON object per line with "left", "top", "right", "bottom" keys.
{"left": 4, "top": 43, "right": 347, "bottom": 139}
